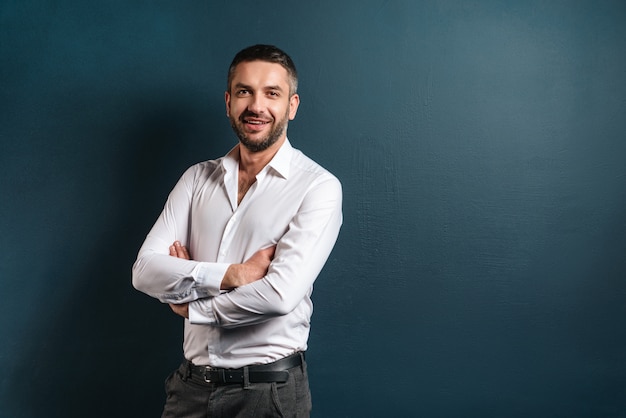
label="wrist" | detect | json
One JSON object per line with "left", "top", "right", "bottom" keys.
{"left": 221, "top": 264, "right": 243, "bottom": 290}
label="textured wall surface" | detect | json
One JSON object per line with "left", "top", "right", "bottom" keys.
{"left": 1, "top": 1, "right": 625, "bottom": 417}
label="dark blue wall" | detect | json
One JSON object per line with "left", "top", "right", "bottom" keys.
{"left": 2, "top": 1, "right": 625, "bottom": 417}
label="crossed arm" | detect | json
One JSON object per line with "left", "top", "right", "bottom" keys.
{"left": 133, "top": 167, "right": 342, "bottom": 327}
{"left": 166, "top": 241, "right": 275, "bottom": 318}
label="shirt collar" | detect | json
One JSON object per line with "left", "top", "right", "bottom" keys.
{"left": 222, "top": 138, "right": 293, "bottom": 180}
{"left": 222, "top": 145, "right": 239, "bottom": 174}
{"left": 266, "top": 138, "right": 292, "bottom": 179}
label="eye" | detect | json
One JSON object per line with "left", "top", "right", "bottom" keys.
{"left": 267, "top": 90, "right": 280, "bottom": 98}
{"left": 237, "top": 89, "right": 250, "bottom": 96}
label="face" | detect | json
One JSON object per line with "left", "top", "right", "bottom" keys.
{"left": 225, "top": 61, "right": 299, "bottom": 153}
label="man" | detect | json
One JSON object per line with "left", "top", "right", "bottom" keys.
{"left": 132, "top": 44, "right": 342, "bottom": 417}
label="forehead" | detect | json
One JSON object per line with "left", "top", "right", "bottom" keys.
{"left": 230, "top": 60, "right": 290, "bottom": 89}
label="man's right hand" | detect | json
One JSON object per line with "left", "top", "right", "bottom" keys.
{"left": 221, "top": 246, "right": 276, "bottom": 290}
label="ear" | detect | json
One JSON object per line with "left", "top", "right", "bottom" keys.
{"left": 224, "top": 91, "right": 231, "bottom": 117}
{"left": 288, "top": 93, "right": 300, "bottom": 120}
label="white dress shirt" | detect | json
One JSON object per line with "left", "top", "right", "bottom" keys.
{"left": 132, "top": 139, "right": 342, "bottom": 368}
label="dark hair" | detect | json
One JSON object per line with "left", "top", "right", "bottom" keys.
{"left": 227, "top": 44, "right": 298, "bottom": 94}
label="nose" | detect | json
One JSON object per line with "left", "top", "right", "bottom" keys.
{"left": 247, "top": 94, "right": 265, "bottom": 114}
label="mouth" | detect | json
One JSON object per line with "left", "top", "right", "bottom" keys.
{"left": 242, "top": 116, "right": 271, "bottom": 132}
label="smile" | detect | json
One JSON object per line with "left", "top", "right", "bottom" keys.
{"left": 245, "top": 120, "right": 269, "bottom": 125}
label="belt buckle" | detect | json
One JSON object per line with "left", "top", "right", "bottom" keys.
{"left": 203, "top": 366, "right": 215, "bottom": 383}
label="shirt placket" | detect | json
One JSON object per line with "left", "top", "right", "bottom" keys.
{"left": 217, "top": 211, "right": 239, "bottom": 262}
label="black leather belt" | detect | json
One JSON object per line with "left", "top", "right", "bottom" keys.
{"left": 187, "top": 352, "right": 305, "bottom": 384}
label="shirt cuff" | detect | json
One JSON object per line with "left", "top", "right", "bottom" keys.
{"left": 191, "top": 262, "right": 230, "bottom": 296}
{"left": 188, "top": 299, "right": 218, "bottom": 325}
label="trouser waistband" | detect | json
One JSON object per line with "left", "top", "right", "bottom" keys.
{"left": 185, "top": 352, "right": 305, "bottom": 385}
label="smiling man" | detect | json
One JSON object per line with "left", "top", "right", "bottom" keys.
{"left": 132, "top": 45, "right": 343, "bottom": 417}
{"left": 228, "top": 60, "right": 298, "bottom": 153}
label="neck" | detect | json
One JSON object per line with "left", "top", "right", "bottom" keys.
{"left": 238, "top": 136, "right": 286, "bottom": 176}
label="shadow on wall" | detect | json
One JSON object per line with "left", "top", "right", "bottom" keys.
{"left": 5, "top": 96, "right": 230, "bottom": 418}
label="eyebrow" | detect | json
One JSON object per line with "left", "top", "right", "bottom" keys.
{"left": 233, "top": 82, "right": 284, "bottom": 92}
{"left": 264, "top": 85, "right": 284, "bottom": 92}
{"left": 234, "top": 82, "right": 251, "bottom": 89}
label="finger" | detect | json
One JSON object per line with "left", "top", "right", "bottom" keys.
{"left": 257, "top": 245, "right": 274, "bottom": 256}
{"left": 174, "top": 241, "right": 190, "bottom": 259}
{"left": 169, "top": 245, "right": 177, "bottom": 256}
{"left": 174, "top": 241, "right": 183, "bottom": 257}
{"left": 262, "top": 245, "right": 276, "bottom": 259}
{"left": 168, "top": 303, "right": 189, "bottom": 318}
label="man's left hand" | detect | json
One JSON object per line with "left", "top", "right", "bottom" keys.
{"left": 169, "top": 302, "right": 189, "bottom": 318}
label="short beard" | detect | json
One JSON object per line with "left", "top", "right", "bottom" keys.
{"left": 230, "top": 111, "right": 289, "bottom": 153}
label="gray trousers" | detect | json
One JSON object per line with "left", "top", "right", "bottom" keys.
{"left": 161, "top": 359, "right": 312, "bottom": 418}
